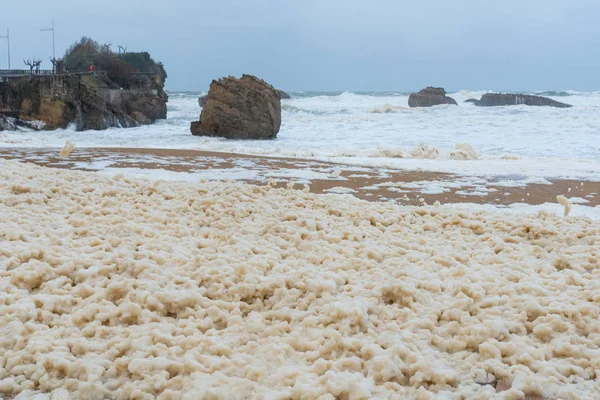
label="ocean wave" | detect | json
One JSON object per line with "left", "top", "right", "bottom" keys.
{"left": 369, "top": 104, "right": 419, "bottom": 114}
{"left": 281, "top": 104, "right": 340, "bottom": 116}
{"left": 533, "top": 91, "right": 573, "bottom": 97}
{"left": 368, "top": 143, "right": 479, "bottom": 160}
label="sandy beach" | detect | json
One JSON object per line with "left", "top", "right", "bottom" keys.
{"left": 1, "top": 147, "right": 598, "bottom": 209}
{"left": 1, "top": 157, "right": 599, "bottom": 399}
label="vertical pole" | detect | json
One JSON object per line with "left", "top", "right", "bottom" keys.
{"left": 52, "top": 20, "right": 55, "bottom": 61}
{"left": 0, "top": 28, "right": 9, "bottom": 69}
{"left": 7, "top": 29, "right": 10, "bottom": 69}
{"left": 41, "top": 20, "right": 56, "bottom": 68}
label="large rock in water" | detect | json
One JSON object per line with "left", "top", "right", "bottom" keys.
{"left": 191, "top": 75, "right": 281, "bottom": 139}
{"left": 198, "top": 89, "right": 288, "bottom": 108}
{"left": 466, "top": 93, "right": 572, "bottom": 108}
{"left": 408, "top": 87, "right": 457, "bottom": 107}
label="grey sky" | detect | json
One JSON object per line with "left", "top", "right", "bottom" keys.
{"left": 2, "top": 0, "right": 600, "bottom": 92}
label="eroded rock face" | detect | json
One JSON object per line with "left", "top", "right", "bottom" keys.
{"left": 191, "top": 75, "right": 281, "bottom": 140}
{"left": 466, "top": 93, "right": 572, "bottom": 108}
{"left": 408, "top": 87, "right": 457, "bottom": 108}
{"left": 200, "top": 89, "right": 288, "bottom": 109}
{"left": 0, "top": 73, "right": 168, "bottom": 131}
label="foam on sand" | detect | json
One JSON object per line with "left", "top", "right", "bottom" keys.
{"left": 59, "top": 141, "right": 75, "bottom": 158}
{"left": 1, "top": 160, "right": 599, "bottom": 399}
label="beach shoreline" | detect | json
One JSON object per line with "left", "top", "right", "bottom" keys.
{"left": 1, "top": 146, "right": 598, "bottom": 209}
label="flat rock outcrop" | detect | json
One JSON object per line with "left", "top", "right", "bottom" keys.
{"left": 466, "top": 93, "right": 572, "bottom": 108}
{"left": 408, "top": 87, "right": 457, "bottom": 107}
{"left": 191, "top": 75, "right": 281, "bottom": 139}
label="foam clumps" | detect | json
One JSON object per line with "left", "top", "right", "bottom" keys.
{"left": 374, "top": 143, "right": 479, "bottom": 160}
{"left": 59, "top": 141, "right": 75, "bottom": 158}
{"left": 410, "top": 143, "right": 441, "bottom": 159}
{"left": 1, "top": 160, "right": 600, "bottom": 399}
{"left": 449, "top": 143, "right": 479, "bottom": 160}
{"left": 557, "top": 195, "right": 573, "bottom": 216}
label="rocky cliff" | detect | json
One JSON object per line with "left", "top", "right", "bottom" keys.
{"left": 0, "top": 72, "right": 167, "bottom": 131}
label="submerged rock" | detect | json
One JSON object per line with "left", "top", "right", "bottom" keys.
{"left": 278, "top": 90, "right": 291, "bottom": 99}
{"left": 466, "top": 93, "right": 572, "bottom": 108}
{"left": 408, "top": 87, "right": 457, "bottom": 108}
{"left": 191, "top": 74, "right": 281, "bottom": 140}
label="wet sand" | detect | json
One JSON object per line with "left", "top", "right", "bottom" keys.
{"left": 1, "top": 147, "right": 598, "bottom": 208}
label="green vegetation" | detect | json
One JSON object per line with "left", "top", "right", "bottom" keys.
{"left": 62, "top": 37, "right": 167, "bottom": 88}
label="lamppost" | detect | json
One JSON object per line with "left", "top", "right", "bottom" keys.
{"left": 41, "top": 19, "right": 55, "bottom": 61}
{"left": 0, "top": 28, "right": 9, "bottom": 69}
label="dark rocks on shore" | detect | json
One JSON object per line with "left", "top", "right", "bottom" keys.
{"left": 466, "top": 93, "right": 572, "bottom": 108}
{"left": 191, "top": 74, "right": 281, "bottom": 140}
{"left": 0, "top": 114, "right": 17, "bottom": 131}
{"left": 408, "top": 87, "right": 457, "bottom": 107}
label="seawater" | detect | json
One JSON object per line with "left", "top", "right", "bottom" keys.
{"left": 1, "top": 90, "right": 599, "bottom": 179}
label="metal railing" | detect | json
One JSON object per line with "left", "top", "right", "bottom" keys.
{"left": 0, "top": 69, "right": 159, "bottom": 77}
{"left": 0, "top": 69, "right": 54, "bottom": 76}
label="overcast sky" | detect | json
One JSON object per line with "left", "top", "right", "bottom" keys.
{"left": 2, "top": 1, "right": 600, "bottom": 92}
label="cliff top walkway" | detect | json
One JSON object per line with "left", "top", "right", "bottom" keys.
{"left": 0, "top": 69, "right": 55, "bottom": 78}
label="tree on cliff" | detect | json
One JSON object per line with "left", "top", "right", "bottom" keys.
{"left": 24, "top": 59, "right": 42, "bottom": 73}
{"left": 62, "top": 37, "right": 167, "bottom": 88}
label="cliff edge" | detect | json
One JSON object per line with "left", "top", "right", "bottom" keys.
{"left": 0, "top": 37, "right": 168, "bottom": 131}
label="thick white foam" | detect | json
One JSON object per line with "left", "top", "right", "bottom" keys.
{"left": 2, "top": 160, "right": 600, "bottom": 398}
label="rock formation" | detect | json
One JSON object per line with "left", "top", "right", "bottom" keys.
{"left": 199, "top": 89, "right": 288, "bottom": 108}
{"left": 0, "top": 72, "right": 168, "bottom": 131}
{"left": 466, "top": 93, "right": 572, "bottom": 108}
{"left": 408, "top": 87, "right": 457, "bottom": 107}
{"left": 191, "top": 75, "right": 281, "bottom": 140}
{"left": 0, "top": 114, "right": 16, "bottom": 131}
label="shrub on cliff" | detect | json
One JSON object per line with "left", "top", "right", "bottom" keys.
{"left": 63, "top": 37, "right": 166, "bottom": 88}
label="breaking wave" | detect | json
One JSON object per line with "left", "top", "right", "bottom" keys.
{"left": 369, "top": 143, "right": 479, "bottom": 160}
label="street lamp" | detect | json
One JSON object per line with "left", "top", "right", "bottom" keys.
{"left": 41, "top": 19, "right": 55, "bottom": 61}
{"left": 0, "top": 28, "right": 9, "bottom": 69}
